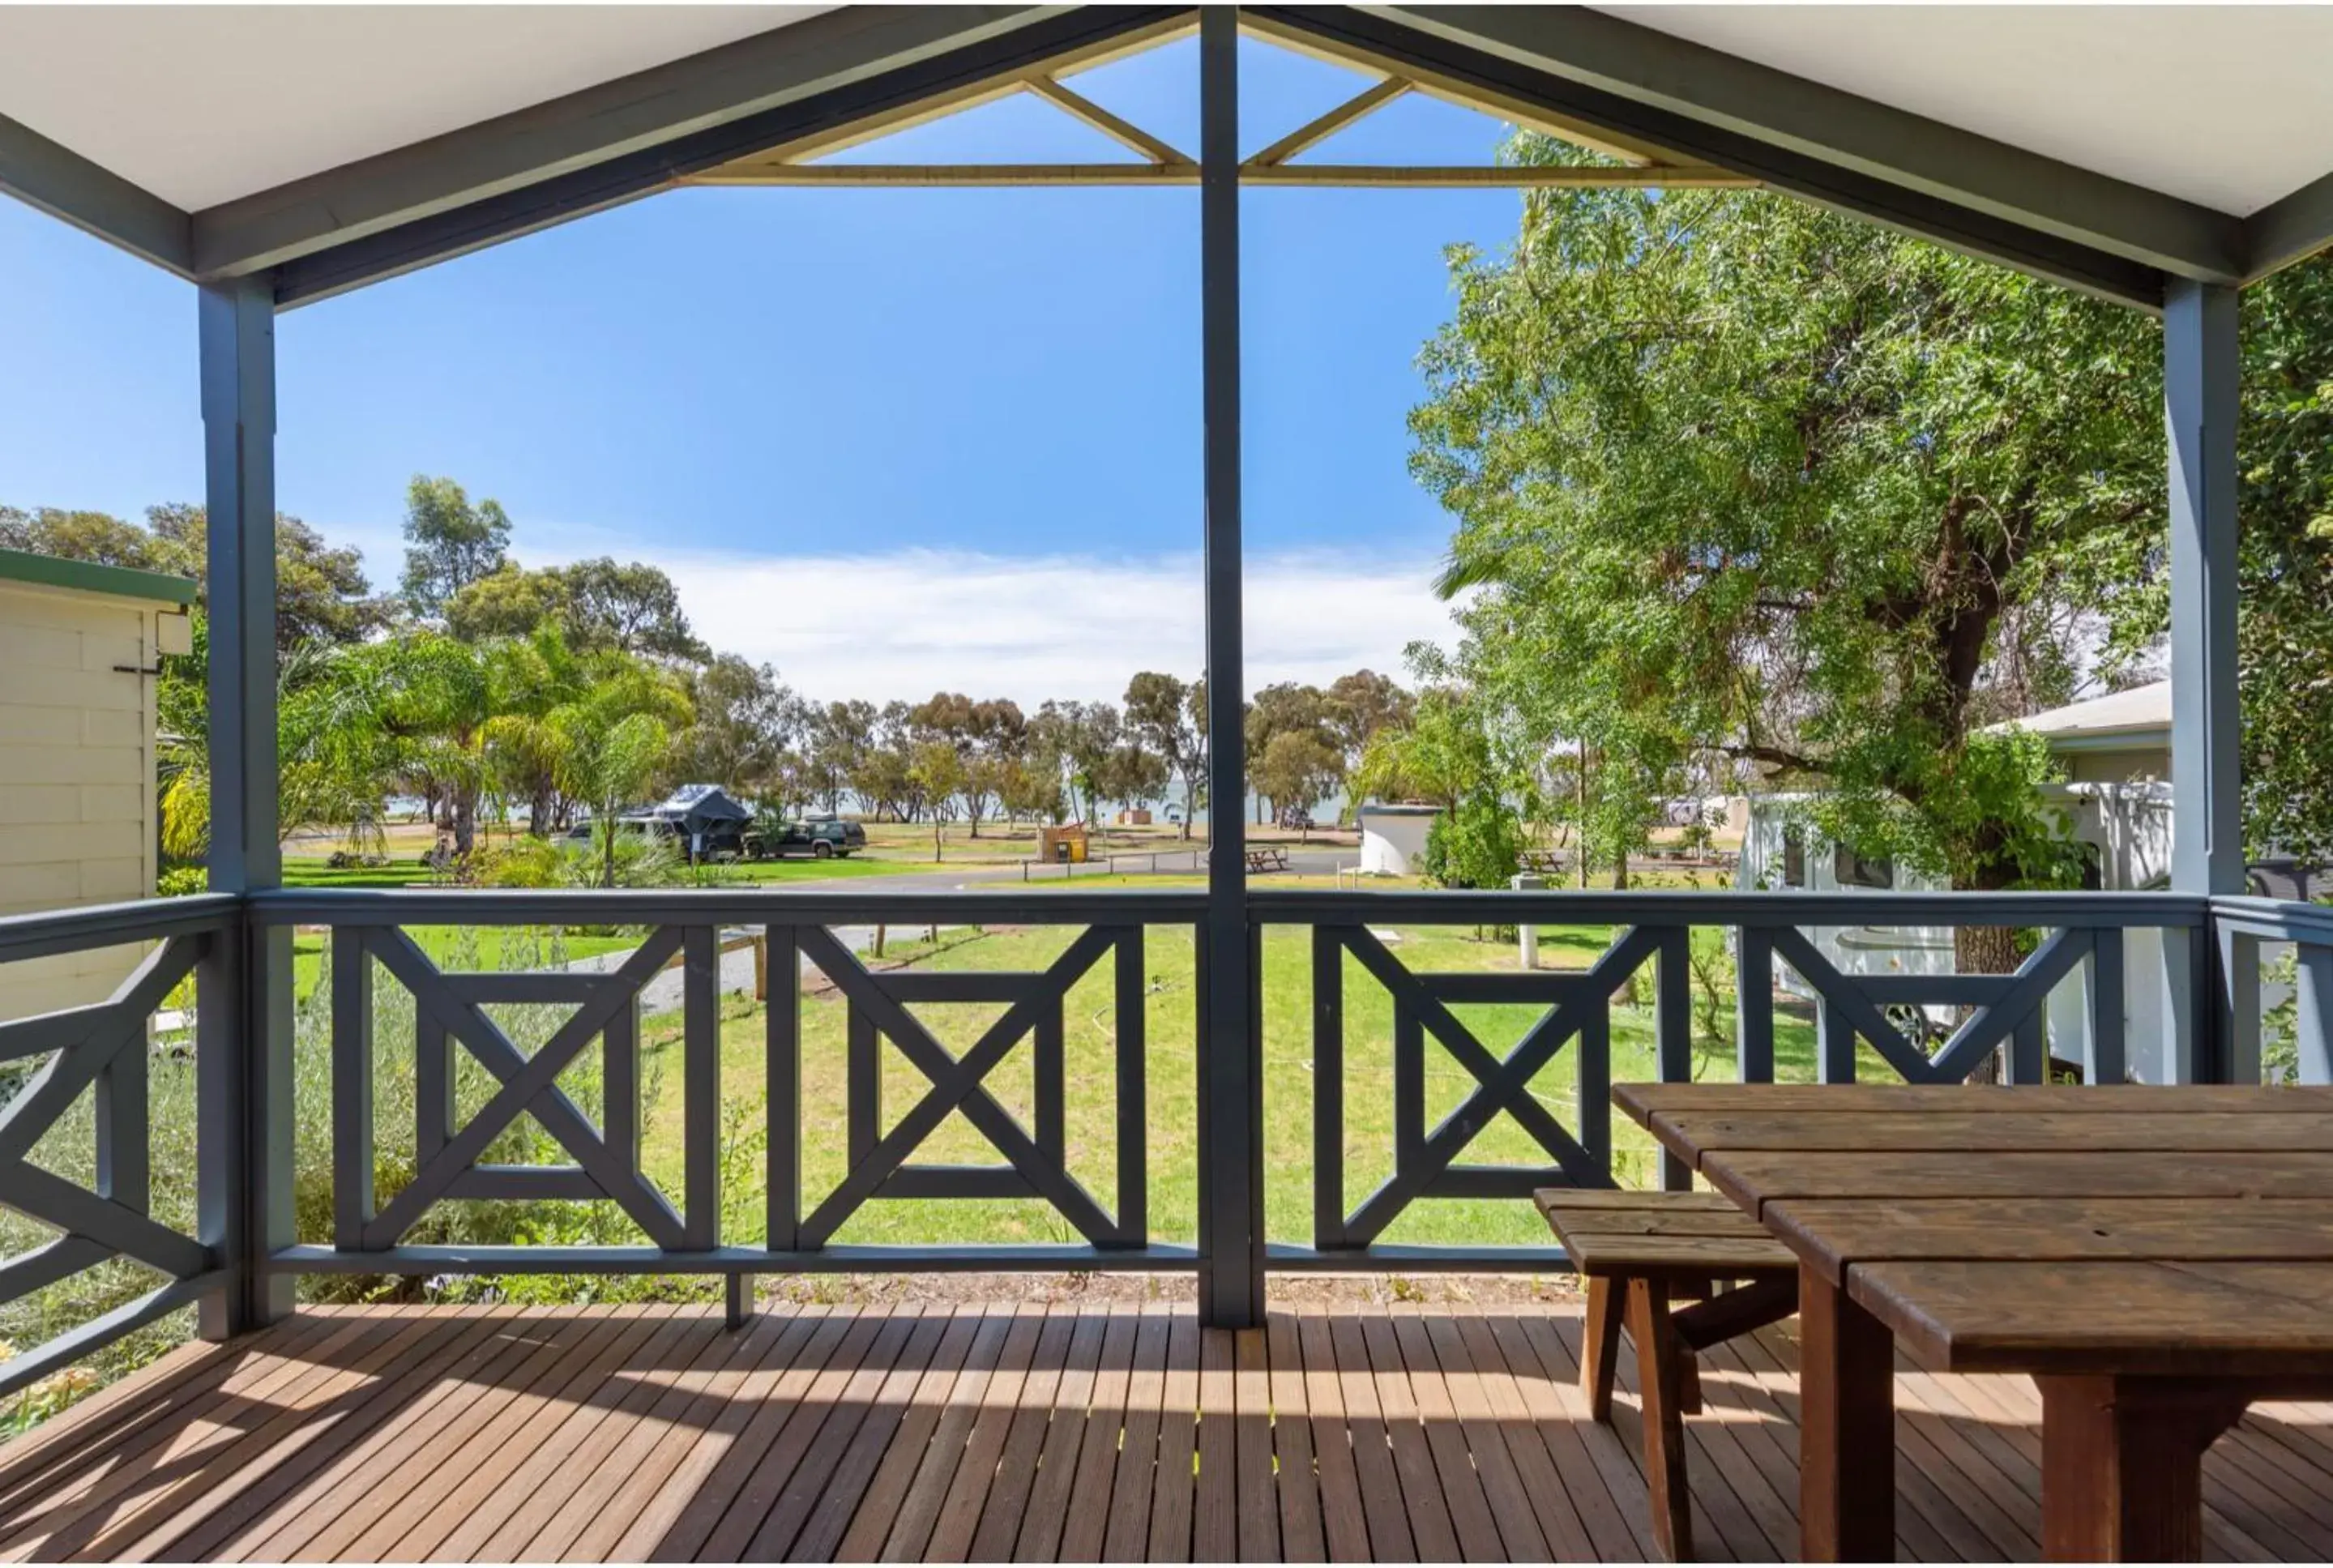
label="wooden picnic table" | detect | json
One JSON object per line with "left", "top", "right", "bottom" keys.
{"left": 1615, "top": 1081, "right": 2333, "bottom": 1563}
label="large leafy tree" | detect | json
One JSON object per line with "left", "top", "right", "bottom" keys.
{"left": 670, "top": 655, "right": 802, "bottom": 801}
{"left": 1413, "top": 175, "right": 2164, "bottom": 964}
{"left": 400, "top": 475, "right": 512, "bottom": 617}
{"left": 1123, "top": 672, "right": 1207, "bottom": 837}
{"left": 0, "top": 502, "right": 384, "bottom": 655}
{"left": 2233, "top": 256, "right": 2333, "bottom": 865}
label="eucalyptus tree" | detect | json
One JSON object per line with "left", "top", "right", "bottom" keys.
{"left": 1413, "top": 171, "right": 2163, "bottom": 965}
{"left": 400, "top": 475, "right": 511, "bottom": 617}
{"left": 1125, "top": 672, "right": 1207, "bottom": 837}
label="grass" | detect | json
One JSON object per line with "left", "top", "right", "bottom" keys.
{"left": 287, "top": 925, "right": 641, "bottom": 997}
{"left": 281, "top": 851, "right": 929, "bottom": 892}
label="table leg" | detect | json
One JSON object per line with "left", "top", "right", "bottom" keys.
{"left": 1626, "top": 1276, "right": 1694, "bottom": 1563}
{"left": 2037, "top": 1375, "right": 2247, "bottom": 1562}
{"left": 1798, "top": 1262, "right": 1895, "bottom": 1562}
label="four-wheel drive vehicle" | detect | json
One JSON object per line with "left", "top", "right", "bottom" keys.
{"left": 744, "top": 816, "right": 866, "bottom": 860}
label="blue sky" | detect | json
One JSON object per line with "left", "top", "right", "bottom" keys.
{"left": 0, "top": 36, "right": 1525, "bottom": 703}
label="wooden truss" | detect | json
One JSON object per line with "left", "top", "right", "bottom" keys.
{"left": 685, "top": 31, "right": 1753, "bottom": 193}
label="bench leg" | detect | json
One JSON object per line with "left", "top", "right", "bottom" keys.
{"left": 1583, "top": 1274, "right": 1624, "bottom": 1422}
{"left": 1626, "top": 1275, "right": 1694, "bottom": 1562}
{"left": 1677, "top": 1346, "right": 1703, "bottom": 1416}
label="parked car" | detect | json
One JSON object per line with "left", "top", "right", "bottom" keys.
{"left": 744, "top": 815, "right": 867, "bottom": 861}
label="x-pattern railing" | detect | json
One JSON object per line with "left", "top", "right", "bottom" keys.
{"left": 794, "top": 925, "right": 1147, "bottom": 1249}
{"left": 334, "top": 925, "right": 703, "bottom": 1251}
{"left": 1302, "top": 904, "right": 2155, "bottom": 1257}
{"left": 0, "top": 898, "right": 240, "bottom": 1399}
{"left": 307, "top": 899, "right": 1168, "bottom": 1274}
{"left": 0, "top": 882, "right": 2305, "bottom": 1386}
{"left": 1741, "top": 925, "right": 2124, "bottom": 1086}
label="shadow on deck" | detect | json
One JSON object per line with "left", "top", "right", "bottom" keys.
{"left": 5, "top": 1301, "right": 2333, "bottom": 1562}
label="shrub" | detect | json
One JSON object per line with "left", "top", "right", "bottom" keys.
{"left": 1421, "top": 794, "right": 1528, "bottom": 891}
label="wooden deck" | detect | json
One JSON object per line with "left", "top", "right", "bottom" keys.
{"left": 6, "top": 1301, "right": 2333, "bottom": 1562}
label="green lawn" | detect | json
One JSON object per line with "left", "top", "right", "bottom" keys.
{"left": 281, "top": 857, "right": 442, "bottom": 888}
{"left": 283, "top": 851, "right": 927, "bottom": 891}
{"left": 289, "top": 925, "right": 641, "bottom": 997}
{"left": 619, "top": 914, "right": 1848, "bottom": 1254}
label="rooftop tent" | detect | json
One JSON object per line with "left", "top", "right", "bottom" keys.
{"left": 642, "top": 784, "right": 754, "bottom": 836}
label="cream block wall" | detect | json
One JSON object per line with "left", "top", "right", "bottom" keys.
{"left": 0, "top": 579, "right": 170, "bottom": 1021}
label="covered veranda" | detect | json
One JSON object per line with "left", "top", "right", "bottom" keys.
{"left": 6, "top": 4, "right": 2333, "bottom": 1562}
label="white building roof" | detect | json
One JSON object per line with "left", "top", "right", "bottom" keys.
{"left": 1991, "top": 681, "right": 2171, "bottom": 746}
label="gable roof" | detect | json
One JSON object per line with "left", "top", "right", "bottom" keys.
{"left": 4, "top": 5, "right": 2330, "bottom": 306}
{"left": 1989, "top": 681, "right": 2172, "bottom": 749}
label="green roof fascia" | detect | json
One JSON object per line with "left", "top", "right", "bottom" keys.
{"left": 0, "top": 547, "right": 196, "bottom": 606}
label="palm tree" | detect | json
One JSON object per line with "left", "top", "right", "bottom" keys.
{"left": 490, "top": 651, "right": 693, "bottom": 887}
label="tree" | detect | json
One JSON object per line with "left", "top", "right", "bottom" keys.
{"left": 2232, "top": 254, "right": 2333, "bottom": 865}
{"left": 400, "top": 475, "right": 511, "bottom": 616}
{"left": 1033, "top": 700, "right": 1122, "bottom": 826}
{"left": 1414, "top": 176, "right": 2156, "bottom": 967}
{"left": 908, "top": 693, "right": 1025, "bottom": 836}
{"left": 908, "top": 741, "right": 965, "bottom": 860}
{"left": 2, "top": 502, "right": 384, "bottom": 656}
{"left": 1352, "top": 685, "right": 1493, "bottom": 811}
{"left": 995, "top": 757, "right": 1063, "bottom": 824}
{"left": 145, "top": 505, "right": 385, "bottom": 651}
{"left": 1244, "top": 682, "right": 1335, "bottom": 823}
{"left": 1254, "top": 729, "right": 1340, "bottom": 836}
{"left": 1322, "top": 669, "right": 1414, "bottom": 784}
{"left": 808, "top": 699, "right": 877, "bottom": 814}
{"left": 671, "top": 656, "right": 800, "bottom": 797}
{"left": 549, "top": 557, "right": 708, "bottom": 660}
{"left": 443, "top": 557, "right": 707, "bottom": 660}
{"left": 1125, "top": 672, "right": 1206, "bottom": 837}
{"left": 443, "top": 564, "right": 557, "bottom": 643}
{"left": 156, "top": 623, "right": 387, "bottom": 861}
{"left": 0, "top": 506, "right": 162, "bottom": 567}
{"left": 553, "top": 703, "right": 689, "bottom": 889}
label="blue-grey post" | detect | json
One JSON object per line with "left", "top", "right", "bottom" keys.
{"left": 198, "top": 275, "right": 297, "bottom": 1331}
{"left": 2164, "top": 280, "right": 2243, "bottom": 1083}
{"left": 1197, "top": 4, "right": 1262, "bottom": 1329}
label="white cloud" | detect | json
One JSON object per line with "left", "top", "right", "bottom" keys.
{"left": 627, "top": 546, "right": 1462, "bottom": 706}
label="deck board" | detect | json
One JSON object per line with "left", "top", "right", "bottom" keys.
{"left": 9, "top": 1300, "right": 2333, "bottom": 1562}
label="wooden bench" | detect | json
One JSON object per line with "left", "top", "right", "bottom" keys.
{"left": 1538, "top": 1189, "right": 1799, "bottom": 1562}
{"left": 1243, "top": 847, "right": 1290, "bottom": 873}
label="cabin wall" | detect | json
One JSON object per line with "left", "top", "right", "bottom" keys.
{"left": 0, "top": 582, "right": 162, "bottom": 1021}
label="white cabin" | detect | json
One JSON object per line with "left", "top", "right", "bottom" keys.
{"left": 0, "top": 549, "right": 194, "bottom": 1021}
{"left": 1738, "top": 683, "right": 2194, "bottom": 1082}
{"left": 1357, "top": 803, "right": 1440, "bottom": 877}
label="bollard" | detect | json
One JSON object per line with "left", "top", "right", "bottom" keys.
{"left": 1512, "top": 872, "right": 1545, "bottom": 968}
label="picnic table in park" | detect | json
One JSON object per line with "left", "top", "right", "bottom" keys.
{"left": 1615, "top": 1081, "right": 2333, "bottom": 1563}
{"left": 1243, "top": 846, "right": 1290, "bottom": 874}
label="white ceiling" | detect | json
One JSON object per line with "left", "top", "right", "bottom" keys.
{"left": 0, "top": 5, "right": 820, "bottom": 211}
{"left": 1601, "top": 5, "right": 2333, "bottom": 218}
{"left": 3, "top": 6, "right": 2329, "bottom": 223}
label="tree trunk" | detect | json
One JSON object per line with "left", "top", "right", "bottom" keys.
{"left": 451, "top": 788, "right": 477, "bottom": 858}
{"left": 1955, "top": 923, "right": 2020, "bottom": 975}
{"left": 529, "top": 783, "right": 554, "bottom": 837}
{"left": 1613, "top": 852, "right": 1629, "bottom": 891}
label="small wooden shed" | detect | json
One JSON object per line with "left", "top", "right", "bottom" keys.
{"left": 0, "top": 549, "right": 194, "bottom": 1021}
